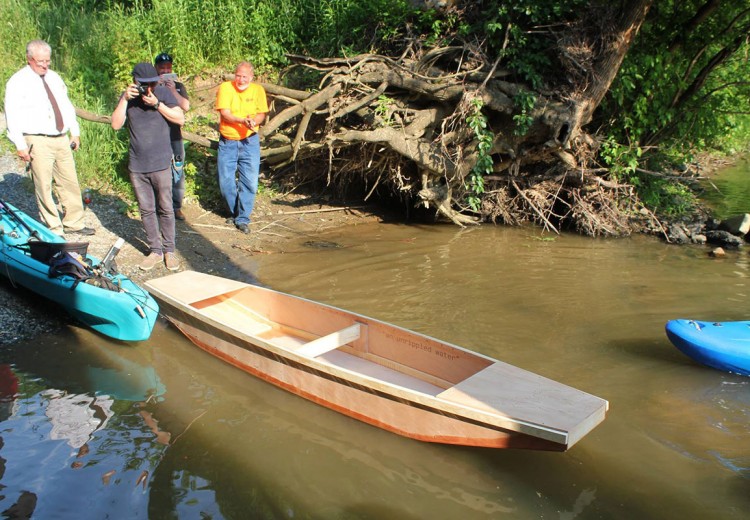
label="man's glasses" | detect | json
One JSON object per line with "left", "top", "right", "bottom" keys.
{"left": 31, "top": 58, "right": 51, "bottom": 66}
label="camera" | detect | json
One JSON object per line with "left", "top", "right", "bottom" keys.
{"left": 136, "top": 83, "right": 150, "bottom": 96}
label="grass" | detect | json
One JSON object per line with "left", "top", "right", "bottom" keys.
{"left": 0, "top": 0, "right": 420, "bottom": 208}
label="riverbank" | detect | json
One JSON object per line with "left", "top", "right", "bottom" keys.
{"left": 0, "top": 151, "right": 384, "bottom": 344}
{"left": 1, "top": 146, "right": 741, "bottom": 345}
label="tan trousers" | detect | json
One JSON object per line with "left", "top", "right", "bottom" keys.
{"left": 26, "top": 134, "right": 86, "bottom": 235}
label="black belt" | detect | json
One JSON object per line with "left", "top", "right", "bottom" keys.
{"left": 23, "top": 133, "right": 65, "bottom": 138}
{"left": 220, "top": 134, "right": 256, "bottom": 142}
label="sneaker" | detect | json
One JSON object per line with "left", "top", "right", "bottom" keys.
{"left": 67, "top": 226, "right": 96, "bottom": 236}
{"left": 225, "top": 217, "right": 235, "bottom": 225}
{"left": 164, "top": 252, "right": 180, "bottom": 271}
{"left": 237, "top": 223, "right": 250, "bottom": 234}
{"left": 174, "top": 209, "right": 186, "bottom": 221}
{"left": 139, "top": 252, "right": 163, "bottom": 271}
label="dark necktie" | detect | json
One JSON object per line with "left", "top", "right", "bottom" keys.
{"left": 41, "top": 75, "right": 64, "bottom": 132}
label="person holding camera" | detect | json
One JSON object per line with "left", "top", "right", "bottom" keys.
{"left": 111, "top": 62, "right": 184, "bottom": 271}
{"left": 4, "top": 40, "right": 94, "bottom": 237}
{"left": 154, "top": 52, "right": 190, "bottom": 221}
{"left": 216, "top": 61, "right": 268, "bottom": 234}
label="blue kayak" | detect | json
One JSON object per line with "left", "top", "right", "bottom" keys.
{"left": 665, "top": 319, "right": 750, "bottom": 377}
{"left": 0, "top": 199, "right": 158, "bottom": 341}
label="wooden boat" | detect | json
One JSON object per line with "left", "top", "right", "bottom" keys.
{"left": 145, "top": 271, "right": 608, "bottom": 450}
{"left": 0, "top": 199, "right": 158, "bottom": 341}
{"left": 666, "top": 319, "right": 750, "bottom": 377}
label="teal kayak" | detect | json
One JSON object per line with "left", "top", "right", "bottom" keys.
{"left": 0, "top": 199, "right": 158, "bottom": 341}
{"left": 665, "top": 319, "right": 750, "bottom": 377}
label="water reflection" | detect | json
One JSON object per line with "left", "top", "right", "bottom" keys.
{"left": 700, "top": 158, "right": 750, "bottom": 219}
{"left": 0, "top": 330, "right": 167, "bottom": 519}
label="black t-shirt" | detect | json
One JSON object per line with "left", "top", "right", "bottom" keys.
{"left": 125, "top": 85, "right": 178, "bottom": 173}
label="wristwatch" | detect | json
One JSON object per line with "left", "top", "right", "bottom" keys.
{"left": 154, "top": 100, "right": 161, "bottom": 110}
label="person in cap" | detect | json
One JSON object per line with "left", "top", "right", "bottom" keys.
{"left": 215, "top": 61, "right": 268, "bottom": 234}
{"left": 154, "top": 52, "right": 190, "bottom": 221}
{"left": 4, "top": 39, "right": 95, "bottom": 237}
{"left": 111, "top": 62, "right": 185, "bottom": 271}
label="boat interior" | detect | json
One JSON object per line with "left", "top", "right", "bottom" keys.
{"left": 191, "top": 286, "right": 495, "bottom": 398}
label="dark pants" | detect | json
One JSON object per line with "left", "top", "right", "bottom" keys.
{"left": 130, "top": 168, "right": 175, "bottom": 254}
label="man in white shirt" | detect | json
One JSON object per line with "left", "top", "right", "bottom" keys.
{"left": 4, "top": 40, "right": 94, "bottom": 236}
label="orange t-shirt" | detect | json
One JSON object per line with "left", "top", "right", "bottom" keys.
{"left": 216, "top": 81, "right": 268, "bottom": 140}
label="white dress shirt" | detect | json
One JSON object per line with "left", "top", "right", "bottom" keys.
{"left": 4, "top": 65, "right": 80, "bottom": 150}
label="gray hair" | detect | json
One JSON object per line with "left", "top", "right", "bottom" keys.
{"left": 26, "top": 40, "right": 51, "bottom": 58}
{"left": 235, "top": 61, "right": 254, "bottom": 74}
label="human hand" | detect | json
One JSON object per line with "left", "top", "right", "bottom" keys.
{"left": 70, "top": 136, "right": 81, "bottom": 151}
{"left": 142, "top": 90, "right": 159, "bottom": 107}
{"left": 125, "top": 84, "right": 140, "bottom": 100}
{"left": 17, "top": 148, "right": 31, "bottom": 162}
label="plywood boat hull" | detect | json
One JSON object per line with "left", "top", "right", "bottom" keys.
{"left": 146, "top": 271, "right": 608, "bottom": 450}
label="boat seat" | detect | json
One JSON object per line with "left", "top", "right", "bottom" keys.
{"left": 296, "top": 323, "right": 361, "bottom": 358}
{"left": 26, "top": 241, "right": 89, "bottom": 263}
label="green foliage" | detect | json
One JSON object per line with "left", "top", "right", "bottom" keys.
{"left": 594, "top": 1, "right": 750, "bottom": 215}
{"left": 0, "top": 1, "right": 40, "bottom": 88}
{"left": 600, "top": 137, "right": 696, "bottom": 217}
{"left": 602, "top": 2, "right": 750, "bottom": 155}
{"left": 638, "top": 177, "right": 697, "bottom": 218}
{"left": 512, "top": 90, "right": 536, "bottom": 136}
{"left": 293, "top": 0, "right": 418, "bottom": 56}
{"left": 374, "top": 95, "right": 395, "bottom": 127}
{"left": 465, "top": 98, "right": 494, "bottom": 211}
{"left": 599, "top": 137, "right": 642, "bottom": 181}
{"left": 477, "top": 0, "right": 587, "bottom": 88}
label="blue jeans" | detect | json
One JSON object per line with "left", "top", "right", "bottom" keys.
{"left": 217, "top": 134, "right": 260, "bottom": 226}
{"left": 172, "top": 140, "right": 186, "bottom": 210}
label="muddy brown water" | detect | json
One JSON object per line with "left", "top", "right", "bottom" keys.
{"left": 1, "top": 220, "right": 749, "bottom": 518}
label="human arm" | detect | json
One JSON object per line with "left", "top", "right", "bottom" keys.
{"left": 165, "top": 80, "right": 190, "bottom": 112}
{"left": 111, "top": 85, "right": 138, "bottom": 130}
{"left": 4, "top": 74, "right": 29, "bottom": 158}
{"left": 244, "top": 112, "right": 267, "bottom": 131}
{"left": 152, "top": 95, "right": 184, "bottom": 125}
{"left": 219, "top": 108, "right": 247, "bottom": 126}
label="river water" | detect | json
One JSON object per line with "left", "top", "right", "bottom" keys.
{"left": 2, "top": 202, "right": 750, "bottom": 518}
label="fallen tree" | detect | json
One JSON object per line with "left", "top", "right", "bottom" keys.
{"left": 246, "top": 1, "right": 658, "bottom": 235}
{"left": 75, "top": 0, "right": 733, "bottom": 239}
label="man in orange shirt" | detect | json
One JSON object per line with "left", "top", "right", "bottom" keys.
{"left": 215, "top": 61, "right": 268, "bottom": 234}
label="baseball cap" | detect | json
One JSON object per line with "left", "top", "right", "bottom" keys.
{"left": 154, "top": 52, "right": 173, "bottom": 65}
{"left": 132, "top": 62, "right": 160, "bottom": 83}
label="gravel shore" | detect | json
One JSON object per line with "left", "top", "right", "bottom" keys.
{"left": 0, "top": 152, "right": 64, "bottom": 344}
